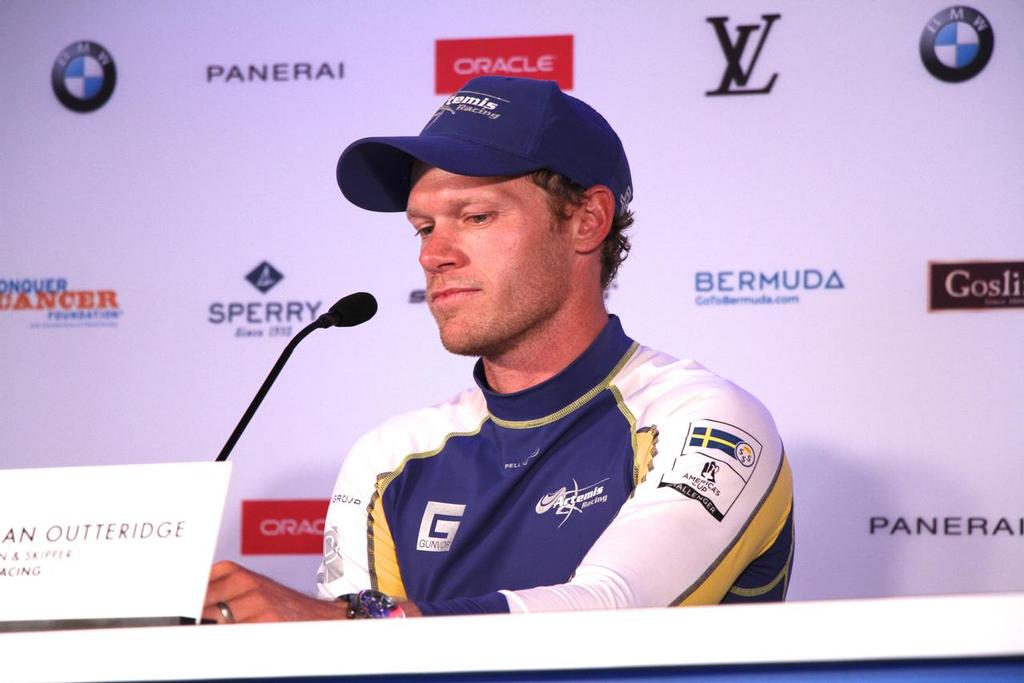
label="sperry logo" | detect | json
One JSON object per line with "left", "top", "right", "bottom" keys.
{"left": 245, "top": 261, "right": 284, "bottom": 294}
{"left": 428, "top": 89, "right": 507, "bottom": 124}
{"left": 535, "top": 478, "right": 609, "bottom": 528}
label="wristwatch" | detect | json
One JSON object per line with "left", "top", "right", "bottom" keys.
{"left": 339, "top": 589, "right": 405, "bottom": 619}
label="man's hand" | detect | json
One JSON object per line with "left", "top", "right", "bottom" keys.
{"left": 203, "top": 560, "right": 349, "bottom": 624}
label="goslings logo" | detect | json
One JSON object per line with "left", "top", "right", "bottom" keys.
{"left": 694, "top": 268, "right": 845, "bottom": 306}
{"left": 929, "top": 261, "right": 1023, "bottom": 311}
{"left": 207, "top": 261, "right": 323, "bottom": 338}
{"left": 52, "top": 41, "right": 116, "bottom": 112}
{"left": 241, "top": 499, "right": 328, "bottom": 555}
{"left": 920, "top": 7, "right": 994, "bottom": 83}
{"left": 706, "top": 14, "right": 780, "bottom": 96}
{"left": 535, "top": 478, "right": 610, "bottom": 528}
{"left": 416, "top": 501, "right": 466, "bottom": 552}
{"left": 0, "top": 277, "right": 122, "bottom": 328}
{"left": 435, "top": 35, "right": 573, "bottom": 95}
{"left": 206, "top": 61, "right": 345, "bottom": 84}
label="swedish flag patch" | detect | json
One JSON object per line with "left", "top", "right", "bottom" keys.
{"left": 684, "top": 420, "right": 761, "bottom": 471}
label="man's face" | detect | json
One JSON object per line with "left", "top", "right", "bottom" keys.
{"left": 407, "top": 166, "right": 573, "bottom": 358}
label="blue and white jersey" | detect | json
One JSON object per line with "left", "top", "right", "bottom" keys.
{"left": 317, "top": 316, "right": 794, "bottom": 615}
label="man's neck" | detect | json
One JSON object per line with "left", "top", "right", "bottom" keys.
{"left": 480, "top": 302, "right": 610, "bottom": 394}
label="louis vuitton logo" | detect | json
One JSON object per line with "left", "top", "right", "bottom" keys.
{"left": 706, "top": 14, "right": 781, "bottom": 96}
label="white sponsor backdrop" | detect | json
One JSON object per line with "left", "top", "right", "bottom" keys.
{"left": 2, "top": 1, "right": 1022, "bottom": 602}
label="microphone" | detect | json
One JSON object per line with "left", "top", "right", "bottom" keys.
{"left": 215, "top": 292, "right": 378, "bottom": 462}
{"left": 314, "top": 291, "right": 377, "bottom": 329}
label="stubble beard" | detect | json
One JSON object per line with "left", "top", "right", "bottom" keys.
{"left": 431, "top": 286, "right": 565, "bottom": 359}
{"left": 429, "top": 236, "right": 571, "bottom": 359}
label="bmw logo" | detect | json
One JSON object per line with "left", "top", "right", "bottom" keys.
{"left": 51, "top": 41, "right": 117, "bottom": 112}
{"left": 920, "top": 7, "right": 994, "bottom": 83}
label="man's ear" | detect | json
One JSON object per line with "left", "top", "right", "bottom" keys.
{"left": 571, "top": 185, "right": 615, "bottom": 254}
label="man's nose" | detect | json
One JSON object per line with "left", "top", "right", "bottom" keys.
{"left": 419, "top": 225, "right": 464, "bottom": 273}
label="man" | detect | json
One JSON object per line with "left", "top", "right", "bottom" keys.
{"left": 204, "top": 76, "right": 794, "bottom": 623}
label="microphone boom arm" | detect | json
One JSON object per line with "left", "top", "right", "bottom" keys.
{"left": 215, "top": 319, "right": 320, "bottom": 462}
{"left": 214, "top": 291, "right": 377, "bottom": 462}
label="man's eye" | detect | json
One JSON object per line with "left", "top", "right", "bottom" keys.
{"left": 467, "top": 214, "right": 491, "bottom": 224}
{"left": 414, "top": 225, "right": 434, "bottom": 237}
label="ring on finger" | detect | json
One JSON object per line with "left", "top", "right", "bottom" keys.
{"left": 216, "top": 601, "right": 236, "bottom": 623}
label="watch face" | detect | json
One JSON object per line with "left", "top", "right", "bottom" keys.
{"left": 348, "top": 590, "right": 397, "bottom": 618}
{"left": 363, "top": 590, "right": 398, "bottom": 618}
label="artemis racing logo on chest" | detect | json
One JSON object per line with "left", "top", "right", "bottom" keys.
{"left": 535, "top": 478, "right": 609, "bottom": 528}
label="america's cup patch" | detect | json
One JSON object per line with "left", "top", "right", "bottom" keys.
{"left": 681, "top": 419, "right": 762, "bottom": 482}
{"left": 657, "top": 419, "right": 763, "bottom": 521}
{"left": 659, "top": 452, "right": 747, "bottom": 522}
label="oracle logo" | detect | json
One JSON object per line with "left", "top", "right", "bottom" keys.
{"left": 453, "top": 54, "right": 556, "bottom": 76}
{"left": 435, "top": 35, "right": 573, "bottom": 94}
{"left": 242, "top": 499, "right": 329, "bottom": 555}
{"left": 258, "top": 517, "right": 324, "bottom": 537}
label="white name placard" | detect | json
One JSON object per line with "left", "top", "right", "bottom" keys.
{"left": 0, "top": 462, "right": 231, "bottom": 628}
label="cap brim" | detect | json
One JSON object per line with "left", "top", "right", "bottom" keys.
{"left": 336, "top": 135, "right": 544, "bottom": 212}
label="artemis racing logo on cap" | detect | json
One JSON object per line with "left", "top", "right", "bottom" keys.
{"left": 429, "top": 90, "right": 508, "bottom": 124}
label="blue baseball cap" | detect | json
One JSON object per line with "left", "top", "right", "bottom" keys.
{"left": 336, "top": 76, "right": 632, "bottom": 214}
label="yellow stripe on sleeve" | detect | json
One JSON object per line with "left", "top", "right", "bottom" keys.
{"left": 674, "top": 455, "right": 793, "bottom": 606}
{"left": 633, "top": 426, "right": 659, "bottom": 487}
{"left": 366, "top": 475, "right": 407, "bottom": 599}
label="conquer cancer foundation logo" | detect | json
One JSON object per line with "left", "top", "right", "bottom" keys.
{"left": 0, "top": 277, "right": 122, "bottom": 328}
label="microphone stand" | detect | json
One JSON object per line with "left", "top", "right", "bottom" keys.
{"left": 213, "top": 291, "right": 377, "bottom": 463}
{"left": 215, "top": 319, "right": 323, "bottom": 462}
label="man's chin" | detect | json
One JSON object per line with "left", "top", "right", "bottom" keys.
{"left": 436, "top": 321, "right": 508, "bottom": 358}
{"left": 437, "top": 329, "right": 490, "bottom": 358}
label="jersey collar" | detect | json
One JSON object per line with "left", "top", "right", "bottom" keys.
{"left": 472, "top": 315, "right": 635, "bottom": 424}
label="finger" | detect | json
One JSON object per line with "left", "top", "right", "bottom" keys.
{"left": 202, "top": 597, "right": 241, "bottom": 624}
{"left": 205, "top": 565, "right": 262, "bottom": 608}
{"left": 208, "top": 560, "right": 243, "bottom": 581}
{"left": 209, "top": 588, "right": 267, "bottom": 624}
{"left": 201, "top": 603, "right": 220, "bottom": 623}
